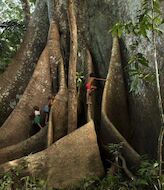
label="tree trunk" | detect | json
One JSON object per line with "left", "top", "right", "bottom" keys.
{"left": 0, "top": 121, "right": 104, "bottom": 189}
{"left": 1, "top": 0, "right": 159, "bottom": 184}
{"left": 67, "top": 0, "right": 78, "bottom": 133}
{"left": 100, "top": 37, "right": 141, "bottom": 167}
{"left": 47, "top": 21, "right": 68, "bottom": 146}
{"left": 0, "top": 0, "right": 49, "bottom": 126}
{"left": 20, "top": 0, "right": 31, "bottom": 26}
{"left": 0, "top": 46, "right": 51, "bottom": 148}
{"left": 86, "top": 49, "right": 95, "bottom": 122}
{"left": 48, "top": 22, "right": 59, "bottom": 94}
{"left": 0, "top": 127, "right": 47, "bottom": 165}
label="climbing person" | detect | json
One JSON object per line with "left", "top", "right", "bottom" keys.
{"left": 33, "top": 106, "right": 42, "bottom": 128}
{"left": 86, "top": 73, "right": 97, "bottom": 104}
{"left": 85, "top": 73, "right": 106, "bottom": 104}
{"left": 43, "top": 96, "right": 54, "bottom": 125}
{"left": 29, "top": 106, "right": 43, "bottom": 136}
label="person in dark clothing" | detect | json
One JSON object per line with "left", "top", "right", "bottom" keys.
{"left": 43, "top": 96, "right": 54, "bottom": 125}
{"left": 29, "top": 106, "right": 42, "bottom": 135}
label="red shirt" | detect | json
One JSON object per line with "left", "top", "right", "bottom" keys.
{"left": 86, "top": 82, "right": 91, "bottom": 90}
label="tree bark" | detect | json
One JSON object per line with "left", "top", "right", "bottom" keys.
{"left": 0, "top": 0, "right": 49, "bottom": 126}
{"left": 47, "top": 21, "right": 68, "bottom": 146}
{"left": 0, "top": 121, "right": 104, "bottom": 189}
{"left": 20, "top": 0, "right": 31, "bottom": 27}
{"left": 0, "top": 127, "right": 47, "bottom": 165}
{"left": 0, "top": 45, "right": 51, "bottom": 148}
{"left": 100, "top": 37, "right": 141, "bottom": 167}
{"left": 47, "top": 21, "right": 60, "bottom": 94}
{"left": 86, "top": 49, "right": 95, "bottom": 122}
{"left": 67, "top": 0, "right": 78, "bottom": 133}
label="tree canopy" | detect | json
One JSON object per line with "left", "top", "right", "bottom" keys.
{"left": 0, "top": 0, "right": 36, "bottom": 72}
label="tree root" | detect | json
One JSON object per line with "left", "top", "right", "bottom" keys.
{"left": 47, "top": 21, "right": 68, "bottom": 147}
{"left": 100, "top": 37, "right": 141, "bottom": 167}
{"left": 0, "top": 127, "right": 47, "bottom": 165}
{"left": 0, "top": 46, "right": 51, "bottom": 148}
{"left": 119, "top": 154, "right": 135, "bottom": 180}
{"left": 0, "top": 0, "right": 49, "bottom": 125}
{"left": 0, "top": 121, "right": 104, "bottom": 189}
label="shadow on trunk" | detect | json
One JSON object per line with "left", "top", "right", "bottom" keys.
{"left": 0, "top": 127, "right": 47, "bottom": 165}
{"left": 100, "top": 37, "right": 141, "bottom": 167}
{"left": 0, "top": 46, "right": 51, "bottom": 149}
{"left": 47, "top": 21, "right": 68, "bottom": 147}
{"left": 0, "top": 0, "right": 49, "bottom": 125}
{"left": 86, "top": 49, "right": 96, "bottom": 122}
{"left": 0, "top": 121, "right": 104, "bottom": 189}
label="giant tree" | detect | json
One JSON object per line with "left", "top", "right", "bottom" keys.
{"left": 0, "top": 0, "right": 164, "bottom": 188}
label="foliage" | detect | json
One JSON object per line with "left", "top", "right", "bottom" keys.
{"left": 63, "top": 144, "right": 164, "bottom": 190}
{"left": 110, "top": 0, "right": 163, "bottom": 93}
{"left": 29, "top": 0, "right": 36, "bottom": 4}
{"left": 21, "top": 176, "right": 47, "bottom": 190}
{"left": 0, "top": 170, "right": 13, "bottom": 189}
{"left": 0, "top": 167, "right": 47, "bottom": 190}
{"left": 65, "top": 160, "right": 164, "bottom": 190}
{"left": 0, "top": 158, "right": 164, "bottom": 190}
{"left": 0, "top": 0, "right": 26, "bottom": 73}
{"left": 76, "top": 71, "right": 85, "bottom": 92}
{"left": 0, "top": 21, "right": 25, "bottom": 72}
{"left": 107, "top": 143, "right": 123, "bottom": 156}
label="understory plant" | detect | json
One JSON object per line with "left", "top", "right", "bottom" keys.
{"left": 111, "top": 0, "right": 164, "bottom": 176}
{"left": 66, "top": 144, "right": 164, "bottom": 190}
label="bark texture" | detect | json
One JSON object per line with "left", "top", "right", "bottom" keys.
{"left": 84, "top": 0, "right": 164, "bottom": 157}
{"left": 0, "top": 127, "right": 47, "bottom": 165}
{"left": 67, "top": 0, "right": 78, "bottom": 133}
{"left": 0, "top": 121, "right": 104, "bottom": 189}
{"left": 100, "top": 37, "right": 141, "bottom": 166}
{"left": 86, "top": 49, "right": 95, "bottom": 122}
{"left": 47, "top": 21, "right": 60, "bottom": 94}
{"left": 0, "top": 46, "right": 51, "bottom": 148}
{"left": 0, "top": 0, "right": 49, "bottom": 125}
{"left": 1, "top": 0, "right": 164, "bottom": 183}
{"left": 20, "top": 0, "right": 31, "bottom": 26}
{"left": 47, "top": 21, "right": 68, "bottom": 146}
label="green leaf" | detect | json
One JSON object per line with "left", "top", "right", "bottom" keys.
{"left": 110, "top": 22, "right": 124, "bottom": 37}
{"left": 153, "top": 0, "right": 161, "bottom": 14}
{"left": 154, "top": 27, "right": 164, "bottom": 35}
{"left": 130, "top": 78, "right": 139, "bottom": 93}
{"left": 136, "top": 179, "right": 149, "bottom": 186}
{"left": 137, "top": 53, "right": 149, "bottom": 67}
{"left": 128, "top": 55, "right": 137, "bottom": 65}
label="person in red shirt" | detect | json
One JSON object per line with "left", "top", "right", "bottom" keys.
{"left": 86, "top": 73, "right": 97, "bottom": 104}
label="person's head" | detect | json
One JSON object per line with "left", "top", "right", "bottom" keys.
{"left": 89, "top": 73, "right": 96, "bottom": 78}
{"left": 48, "top": 96, "right": 52, "bottom": 100}
{"left": 51, "top": 96, "right": 55, "bottom": 101}
{"left": 48, "top": 95, "right": 54, "bottom": 102}
{"left": 33, "top": 106, "right": 39, "bottom": 111}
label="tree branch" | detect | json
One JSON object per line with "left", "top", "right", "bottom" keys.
{"left": 119, "top": 154, "right": 136, "bottom": 180}
{"left": 67, "top": 0, "right": 78, "bottom": 133}
{"left": 20, "top": 0, "right": 30, "bottom": 26}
